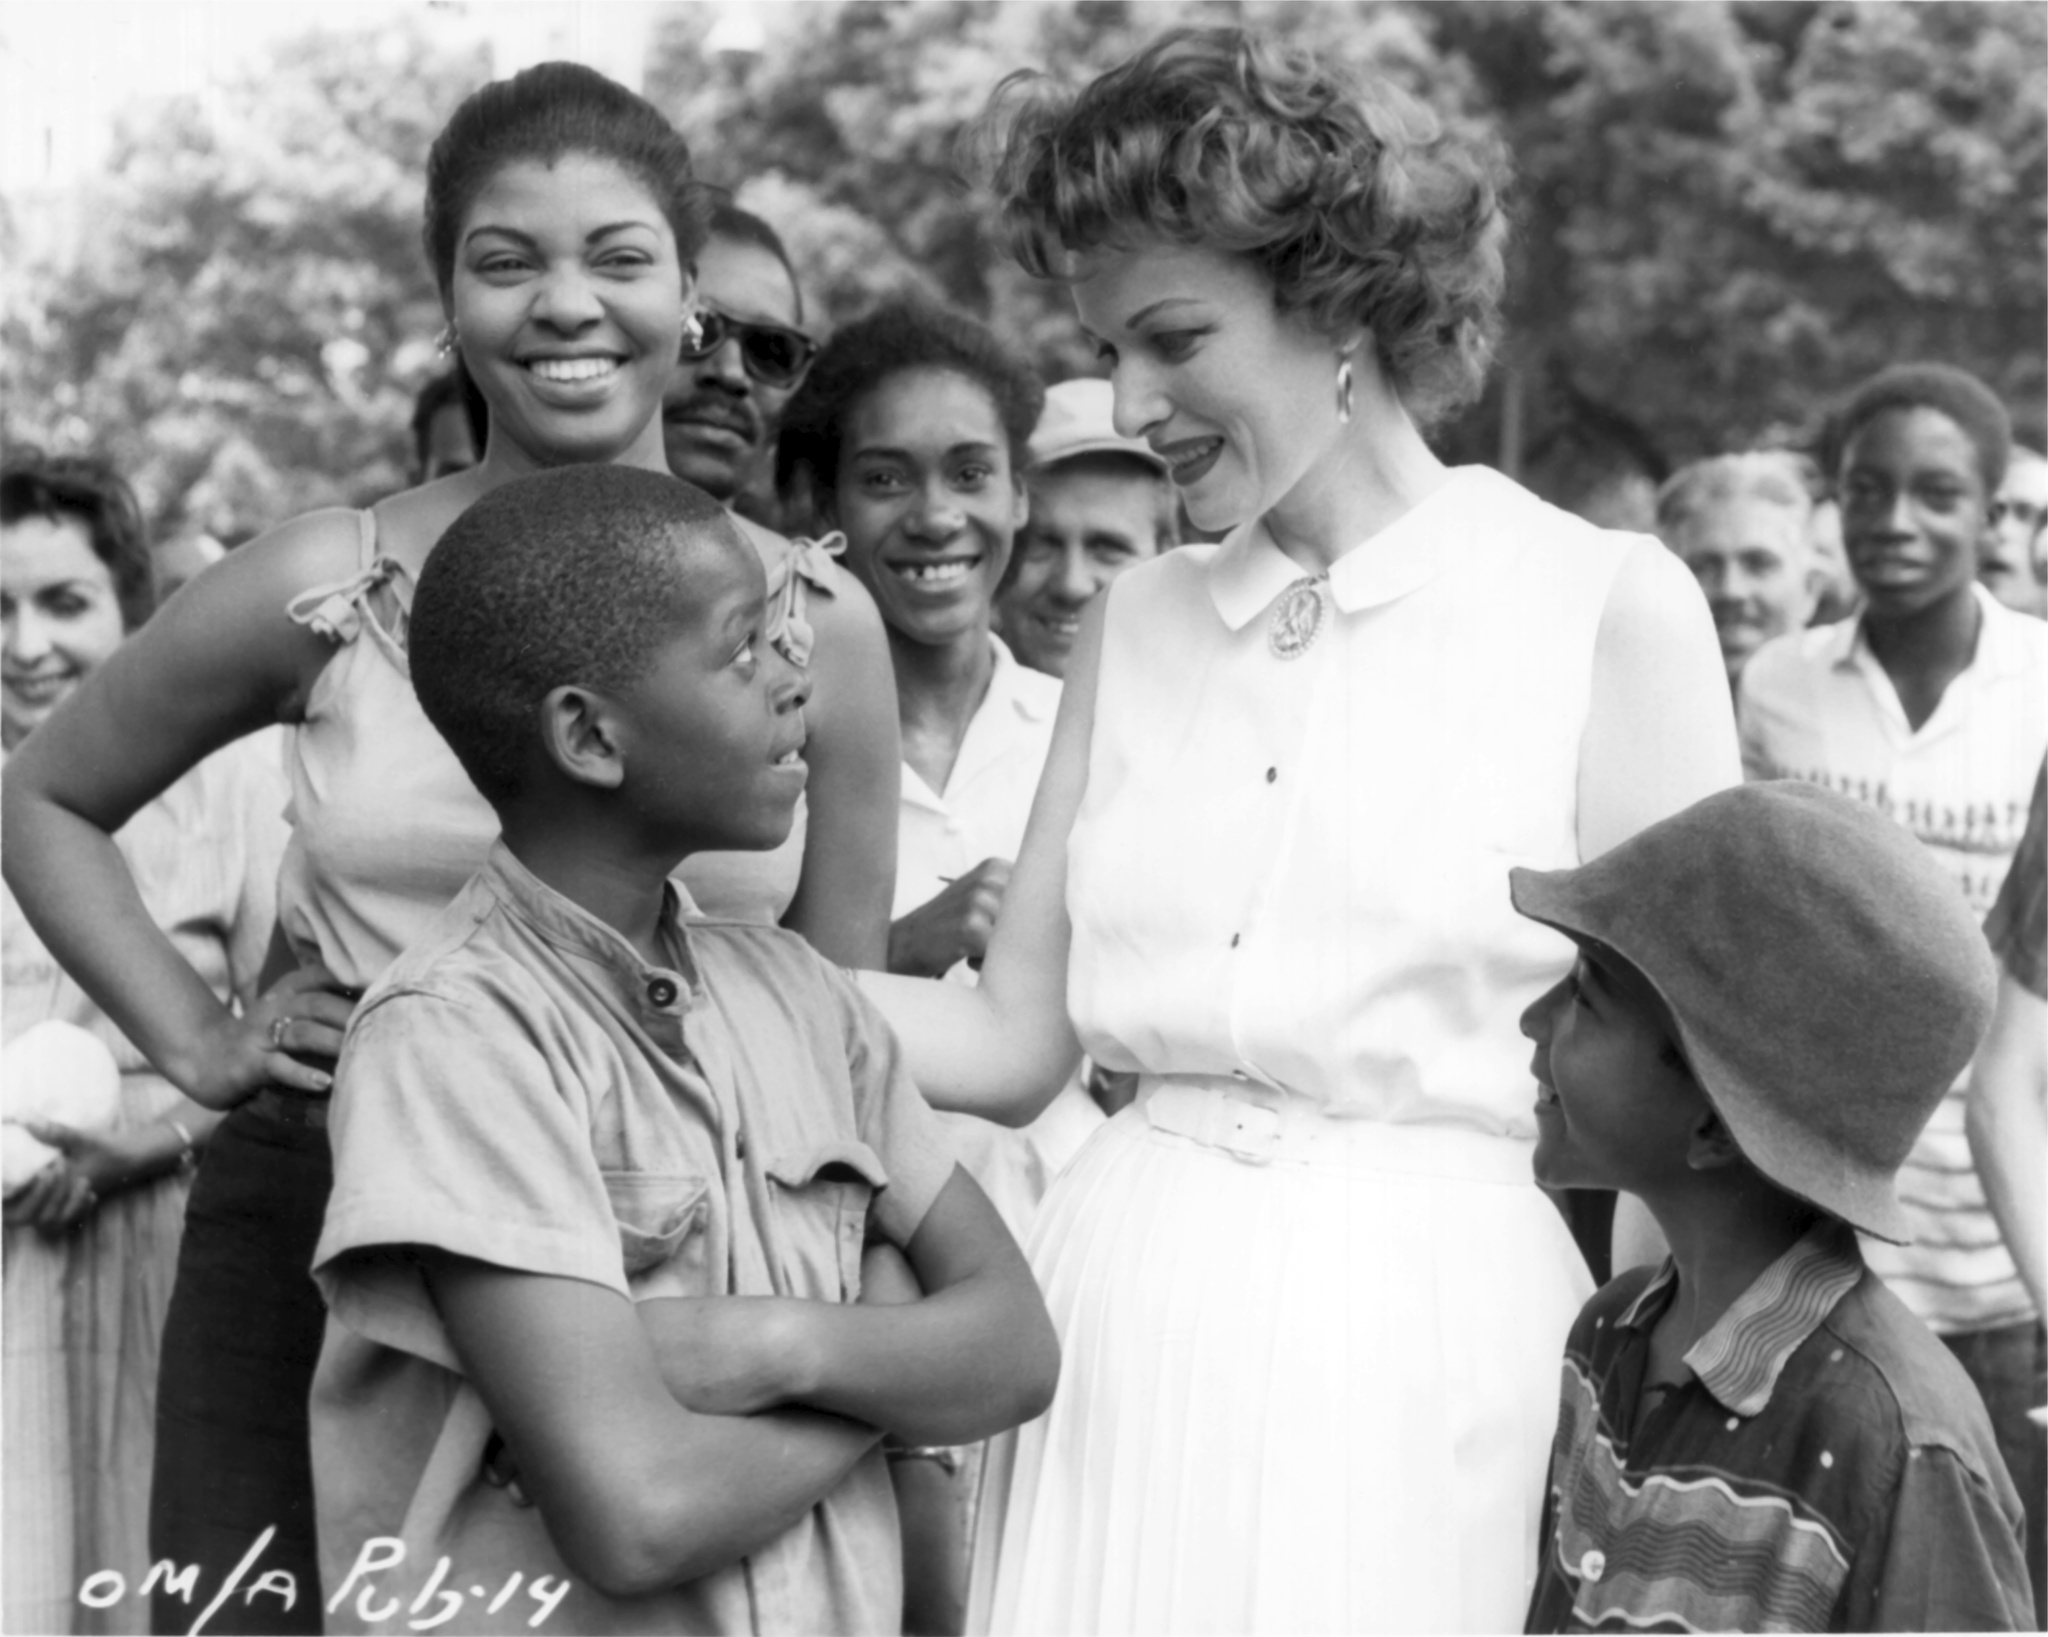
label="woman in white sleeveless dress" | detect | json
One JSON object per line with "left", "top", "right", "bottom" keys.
{"left": 862, "top": 28, "right": 1740, "bottom": 1634}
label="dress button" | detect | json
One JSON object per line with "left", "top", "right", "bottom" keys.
{"left": 735, "top": 1128, "right": 747, "bottom": 1160}
{"left": 1579, "top": 1549, "right": 1605, "bottom": 1584}
{"left": 1265, "top": 766, "right": 1277, "bottom": 784}
{"left": 1230, "top": 933, "right": 1241, "bottom": 948}
{"left": 647, "top": 977, "right": 679, "bottom": 1007}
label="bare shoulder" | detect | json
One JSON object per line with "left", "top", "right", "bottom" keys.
{"left": 1598, "top": 534, "right": 1712, "bottom": 644}
{"left": 803, "top": 553, "right": 888, "bottom": 650}
{"left": 121, "top": 505, "right": 370, "bottom": 725}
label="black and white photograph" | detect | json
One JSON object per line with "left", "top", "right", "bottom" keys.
{"left": 1, "top": 2, "right": 2043, "bottom": 1633}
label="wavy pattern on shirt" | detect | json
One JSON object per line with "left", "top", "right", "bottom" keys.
{"left": 1548, "top": 1361, "right": 1850, "bottom": 1632}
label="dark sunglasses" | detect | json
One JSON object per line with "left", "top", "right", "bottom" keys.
{"left": 680, "top": 308, "right": 818, "bottom": 388}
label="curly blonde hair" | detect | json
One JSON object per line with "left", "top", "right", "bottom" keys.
{"left": 967, "top": 27, "right": 1509, "bottom": 428}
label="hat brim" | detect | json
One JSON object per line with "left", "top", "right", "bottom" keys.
{"left": 1509, "top": 864, "right": 1915, "bottom": 1244}
{"left": 1029, "top": 436, "right": 1170, "bottom": 475}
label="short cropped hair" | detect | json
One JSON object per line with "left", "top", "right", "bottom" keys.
{"left": 409, "top": 362, "right": 489, "bottom": 471}
{"left": 776, "top": 298, "right": 1044, "bottom": 503}
{"left": 409, "top": 466, "right": 742, "bottom": 808}
{"left": 967, "top": 26, "right": 1509, "bottom": 428}
{"left": 0, "top": 448, "right": 154, "bottom": 631}
{"left": 1656, "top": 451, "right": 1824, "bottom": 543}
{"left": 1828, "top": 363, "right": 2011, "bottom": 495}
{"left": 423, "top": 61, "right": 710, "bottom": 300}
{"left": 706, "top": 196, "right": 805, "bottom": 325}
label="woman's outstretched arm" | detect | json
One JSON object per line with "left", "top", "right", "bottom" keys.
{"left": 2, "top": 512, "right": 364, "bottom": 1107}
{"left": 857, "top": 596, "right": 1101, "bottom": 1125}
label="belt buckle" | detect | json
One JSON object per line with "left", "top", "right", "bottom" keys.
{"left": 1218, "top": 1100, "right": 1282, "bottom": 1165}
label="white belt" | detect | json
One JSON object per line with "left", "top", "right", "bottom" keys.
{"left": 1139, "top": 1075, "right": 1534, "bottom": 1185}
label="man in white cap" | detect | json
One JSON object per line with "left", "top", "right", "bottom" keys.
{"left": 996, "top": 378, "right": 1179, "bottom": 679}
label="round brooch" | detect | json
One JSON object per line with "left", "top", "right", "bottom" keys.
{"left": 1267, "top": 575, "right": 1328, "bottom": 660}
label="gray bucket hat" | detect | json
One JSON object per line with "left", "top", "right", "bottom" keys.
{"left": 1510, "top": 781, "right": 1997, "bottom": 1242}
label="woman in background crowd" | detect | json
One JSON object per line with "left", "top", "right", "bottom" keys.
{"left": 3, "top": 451, "right": 286, "bottom": 1635}
{"left": 780, "top": 297, "right": 1103, "bottom": 1634}
{"left": 3, "top": 63, "right": 737, "bottom": 1633}
{"left": 862, "top": 28, "right": 1736, "bottom": 1632}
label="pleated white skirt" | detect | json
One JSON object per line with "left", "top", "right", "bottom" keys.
{"left": 968, "top": 1081, "right": 1592, "bottom": 1636}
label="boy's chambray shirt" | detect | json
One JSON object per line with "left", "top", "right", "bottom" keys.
{"left": 1525, "top": 1219, "right": 2033, "bottom": 1633}
{"left": 310, "top": 842, "right": 958, "bottom": 1636}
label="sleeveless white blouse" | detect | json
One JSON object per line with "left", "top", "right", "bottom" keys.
{"left": 1067, "top": 465, "right": 1632, "bottom": 1136}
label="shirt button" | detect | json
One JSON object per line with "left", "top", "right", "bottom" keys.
{"left": 1265, "top": 766, "right": 1277, "bottom": 784}
{"left": 647, "top": 977, "right": 679, "bottom": 1007}
{"left": 1579, "top": 1549, "right": 1606, "bottom": 1584}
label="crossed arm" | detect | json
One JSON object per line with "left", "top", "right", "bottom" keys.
{"left": 421, "top": 1163, "right": 1057, "bottom": 1599}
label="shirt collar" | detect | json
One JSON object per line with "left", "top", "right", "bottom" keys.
{"left": 479, "top": 839, "right": 703, "bottom": 1012}
{"left": 984, "top": 633, "right": 1056, "bottom": 723}
{"left": 1830, "top": 582, "right": 2023, "bottom": 681}
{"left": 1617, "top": 1218, "right": 1865, "bottom": 1418}
{"left": 1204, "top": 469, "right": 1473, "bottom": 631}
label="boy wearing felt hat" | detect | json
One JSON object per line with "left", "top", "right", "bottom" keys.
{"left": 1515, "top": 781, "right": 2034, "bottom": 1633}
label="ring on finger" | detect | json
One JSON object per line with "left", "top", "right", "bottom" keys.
{"left": 269, "top": 1015, "right": 293, "bottom": 1050}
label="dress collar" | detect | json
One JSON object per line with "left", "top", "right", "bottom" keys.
{"left": 1617, "top": 1217, "right": 1865, "bottom": 1418}
{"left": 1203, "top": 468, "right": 1477, "bottom": 631}
{"left": 1196, "top": 467, "right": 1474, "bottom": 635}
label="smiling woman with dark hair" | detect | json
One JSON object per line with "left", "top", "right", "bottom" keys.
{"left": 2, "top": 60, "right": 712, "bottom": 1631}
{"left": 3, "top": 448, "right": 287, "bottom": 1636}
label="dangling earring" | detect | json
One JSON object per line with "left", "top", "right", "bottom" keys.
{"left": 1335, "top": 355, "right": 1356, "bottom": 426}
{"left": 681, "top": 309, "right": 707, "bottom": 354}
{"left": 434, "top": 321, "right": 459, "bottom": 360}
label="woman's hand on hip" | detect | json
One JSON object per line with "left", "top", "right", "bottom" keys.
{"left": 190, "top": 961, "right": 361, "bottom": 1106}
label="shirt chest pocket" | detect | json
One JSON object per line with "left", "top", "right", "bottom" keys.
{"left": 763, "top": 1140, "right": 888, "bottom": 1302}
{"left": 601, "top": 1171, "right": 712, "bottom": 1294}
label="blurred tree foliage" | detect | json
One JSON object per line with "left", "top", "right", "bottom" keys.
{"left": 3, "top": 1, "right": 2039, "bottom": 541}
{"left": 2, "top": 20, "right": 485, "bottom": 540}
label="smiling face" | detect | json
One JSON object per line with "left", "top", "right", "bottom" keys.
{"left": 452, "top": 153, "right": 685, "bottom": 473}
{"left": 609, "top": 528, "right": 812, "bottom": 855}
{"left": 1000, "top": 458, "right": 1167, "bottom": 677}
{"left": 2, "top": 511, "right": 127, "bottom": 751}
{"left": 831, "top": 366, "right": 1027, "bottom": 652}
{"left": 1071, "top": 242, "right": 1347, "bottom": 536}
{"left": 1521, "top": 944, "right": 1708, "bottom": 1197}
{"left": 1671, "top": 497, "right": 1820, "bottom": 679}
{"left": 663, "top": 235, "right": 804, "bottom": 504}
{"left": 1839, "top": 406, "right": 1992, "bottom": 625}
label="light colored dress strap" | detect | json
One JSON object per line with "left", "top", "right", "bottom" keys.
{"left": 767, "top": 531, "right": 845, "bottom": 668}
{"left": 283, "top": 509, "right": 411, "bottom": 663}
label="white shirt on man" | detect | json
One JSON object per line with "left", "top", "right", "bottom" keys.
{"left": 1738, "top": 584, "right": 2048, "bottom": 1333}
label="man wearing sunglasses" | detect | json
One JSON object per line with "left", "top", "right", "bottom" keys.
{"left": 664, "top": 202, "right": 818, "bottom": 526}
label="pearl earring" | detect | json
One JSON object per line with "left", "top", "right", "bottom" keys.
{"left": 1335, "top": 356, "right": 1355, "bottom": 426}
{"left": 434, "top": 322, "right": 459, "bottom": 360}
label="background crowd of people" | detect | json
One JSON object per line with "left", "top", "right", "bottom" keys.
{"left": 2, "top": 7, "right": 2044, "bottom": 1637}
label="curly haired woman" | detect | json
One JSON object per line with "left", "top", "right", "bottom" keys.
{"left": 859, "top": 28, "right": 1739, "bottom": 1632}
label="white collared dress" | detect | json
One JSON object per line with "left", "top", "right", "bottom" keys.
{"left": 969, "top": 467, "right": 1628, "bottom": 1634}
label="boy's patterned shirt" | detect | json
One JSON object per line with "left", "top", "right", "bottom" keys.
{"left": 1525, "top": 1219, "right": 2033, "bottom": 1633}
